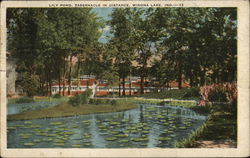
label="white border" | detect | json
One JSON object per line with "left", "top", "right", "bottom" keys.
{"left": 0, "top": 0, "right": 249, "bottom": 157}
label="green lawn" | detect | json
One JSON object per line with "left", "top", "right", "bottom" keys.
{"left": 7, "top": 100, "right": 137, "bottom": 121}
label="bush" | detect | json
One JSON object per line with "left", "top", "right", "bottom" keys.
{"left": 68, "top": 89, "right": 92, "bottom": 106}
{"left": 140, "top": 87, "right": 200, "bottom": 100}
{"left": 110, "top": 100, "right": 117, "bottom": 106}
{"left": 208, "top": 88, "right": 227, "bottom": 102}
{"left": 68, "top": 94, "right": 82, "bottom": 106}
{"left": 89, "top": 98, "right": 112, "bottom": 105}
{"left": 52, "top": 94, "right": 62, "bottom": 98}
{"left": 16, "top": 97, "right": 35, "bottom": 103}
{"left": 199, "top": 82, "right": 237, "bottom": 106}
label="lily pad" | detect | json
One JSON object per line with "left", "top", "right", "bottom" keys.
{"left": 105, "top": 137, "right": 117, "bottom": 141}
{"left": 24, "top": 142, "right": 35, "bottom": 146}
{"left": 72, "top": 144, "right": 81, "bottom": 148}
{"left": 54, "top": 143, "right": 65, "bottom": 146}
{"left": 115, "top": 134, "right": 128, "bottom": 138}
{"left": 24, "top": 121, "right": 32, "bottom": 124}
{"left": 158, "top": 137, "right": 171, "bottom": 141}
{"left": 50, "top": 121, "right": 63, "bottom": 125}
{"left": 118, "top": 139, "right": 130, "bottom": 143}
{"left": 44, "top": 138, "right": 53, "bottom": 142}
{"left": 34, "top": 139, "right": 41, "bottom": 143}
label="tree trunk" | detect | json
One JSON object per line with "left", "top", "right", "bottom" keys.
{"left": 200, "top": 70, "right": 206, "bottom": 86}
{"left": 129, "top": 74, "right": 132, "bottom": 96}
{"left": 58, "top": 71, "right": 61, "bottom": 95}
{"left": 122, "top": 77, "right": 126, "bottom": 96}
{"left": 178, "top": 72, "right": 182, "bottom": 89}
{"left": 76, "top": 57, "right": 81, "bottom": 93}
{"left": 190, "top": 75, "right": 193, "bottom": 88}
{"left": 67, "top": 55, "right": 73, "bottom": 95}
{"left": 62, "top": 53, "right": 66, "bottom": 96}
{"left": 49, "top": 77, "right": 52, "bottom": 96}
{"left": 140, "top": 76, "right": 144, "bottom": 94}
{"left": 177, "top": 61, "right": 182, "bottom": 89}
{"left": 118, "top": 77, "right": 121, "bottom": 96}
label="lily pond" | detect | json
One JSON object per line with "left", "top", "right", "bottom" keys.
{"left": 7, "top": 103, "right": 207, "bottom": 148}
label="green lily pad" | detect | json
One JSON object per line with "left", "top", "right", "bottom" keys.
{"left": 131, "top": 137, "right": 148, "bottom": 142}
{"left": 50, "top": 121, "right": 63, "bottom": 125}
{"left": 24, "top": 121, "right": 32, "bottom": 124}
{"left": 115, "top": 134, "right": 128, "bottom": 138}
{"left": 109, "top": 122, "right": 120, "bottom": 126}
{"left": 118, "top": 139, "right": 130, "bottom": 143}
{"left": 83, "top": 133, "right": 92, "bottom": 139}
{"left": 54, "top": 139, "right": 65, "bottom": 143}
{"left": 84, "top": 143, "right": 91, "bottom": 146}
{"left": 8, "top": 126, "right": 16, "bottom": 130}
{"left": 142, "top": 130, "right": 150, "bottom": 134}
{"left": 54, "top": 143, "right": 65, "bottom": 146}
{"left": 34, "top": 139, "right": 41, "bottom": 143}
{"left": 47, "top": 134, "right": 57, "bottom": 137}
{"left": 24, "top": 142, "right": 35, "bottom": 146}
{"left": 158, "top": 137, "right": 171, "bottom": 141}
{"left": 82, "top": 120, "right": 90, "bottom": 123}
{"left": 44, "top": 138, "right": 53, "bottom": 142}
{"left": 72, "top": 144, "right": 81, "bottom": 148}
{"left": 105, "top": 137, "right": 117, "bottom": 141}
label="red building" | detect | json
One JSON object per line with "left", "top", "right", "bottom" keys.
{"left": 51, "top": 75, "right": 190, "bottom": 96}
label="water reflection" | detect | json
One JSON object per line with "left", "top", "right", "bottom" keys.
{"left": 7, "top": 103, "right": 206, "bottom": 148}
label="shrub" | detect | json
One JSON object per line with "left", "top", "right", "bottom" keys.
{"left": 110, "top": 100, "right": 117, "bottom": 106}
{"left": 16, "top": 97, "right": 35, "bottom": 103}
{"left": 68, "top": 89, "right": 93, "bottom": 106}
{"left": 52, "top": 94, "right": 62, "bottom": 98}
{"left": 68, "top": 94, "right": 81, "bottom": 107}
{"left": 182, "top": 88, "right": 200, "bottom": 99}
{"left": 140, "top": 88, "right": 200, "bottom": 100}
{"left": 198, "top": 82, "right": 237, "bottom": 107}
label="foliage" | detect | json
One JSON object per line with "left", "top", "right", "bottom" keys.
{"left": 175, "top": 123, "right": 207, "bottom": 148}
{"left": 139, "top": 88, "right": 200, "bottom": 100}
{"left": 16, "top": 97, "right": 35, "bottom": 103}
{"left": 68, "top": 89, "right": 92, "bottom": 106}
{"left": 20, "top": 73, "right": 39, "bottom": 97}
{"left": 110, "top": 100, "right": 117, "bottom": 106}
{"left": 7, "top": 8, "right": 237, "bottom": 97}
{"left": 7, "top": 8, "right": 103, "bottom": 96}
{"left": 198, "top": 82, "right": 237, "bottom": 106}
{"left": 89, "top": 98, "right": 117, "bottom": 106}
{"left": 52, "top": 94, "right": 62, "bottom": 98}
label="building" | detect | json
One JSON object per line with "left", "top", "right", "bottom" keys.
{"left": 51, "top": 75, "right": 190, "bottom": 96}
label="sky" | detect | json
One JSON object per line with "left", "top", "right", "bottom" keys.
{"left": 91, "top": 8, "right": 113, "bottom": 43}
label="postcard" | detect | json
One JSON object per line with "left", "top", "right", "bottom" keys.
{"left": 0, "top": 0, "right": 249, "bottom": 157}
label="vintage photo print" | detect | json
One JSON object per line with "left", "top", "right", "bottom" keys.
{"left": 0, "top": 0, "right": 249, "bottom": 157}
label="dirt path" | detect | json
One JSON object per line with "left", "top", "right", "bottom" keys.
{"left": 195, "top": 140, "right": 237, "bottom": 148}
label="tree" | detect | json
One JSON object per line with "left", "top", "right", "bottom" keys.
{"left": 109, "top": 8, "right": 136, "bottom": 96}
{"left": 7, "top": 8, "right": 104, "bottom": 96}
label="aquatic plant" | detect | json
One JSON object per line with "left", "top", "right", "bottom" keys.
{"left": 72, "top": 144, "right": 81, "bottom": 148}
{"left": 105, "top": 137, "right": 117, "bottom": 141}
{"left": 24, "top": 142, "right": 35, "bottom": 146}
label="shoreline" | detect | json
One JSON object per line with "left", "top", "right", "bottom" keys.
{"left": 7, "top": 102, "right": 137, "bottom": 121}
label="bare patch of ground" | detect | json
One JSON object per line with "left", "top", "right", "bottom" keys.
{"left": 195, "top": 140, "right": 237, "bottom": 148}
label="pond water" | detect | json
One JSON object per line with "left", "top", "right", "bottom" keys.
{"left": 8, "top": 102, "right": 59, "bottom": 115}
{"left": 7, "top": 103, "right": 207, "bottom": 148}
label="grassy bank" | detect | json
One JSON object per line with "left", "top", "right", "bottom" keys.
{"left": 125, "top": 97, "right": 196, "bottom": 108}
{"left": 7, "top": 100, "right": 137, "bottom": 121}
{"left": 137, "top": 88, "right": 200, "bottom": 100}
{"left": 175, "top": 104, "right": 237, "bottom": 148}
{"left": 8, "top": 96, "right": 69, "bottom": 104}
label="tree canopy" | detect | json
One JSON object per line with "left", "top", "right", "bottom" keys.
{"left": 7, "top": 7, "right": 237, "bottom": 96}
